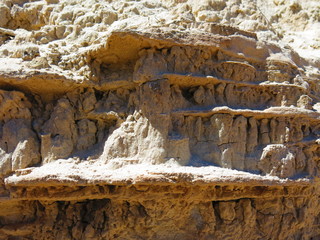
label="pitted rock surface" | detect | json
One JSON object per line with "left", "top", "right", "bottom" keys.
{"left": 0, "top": 0, "right": 319, "bottom": 239}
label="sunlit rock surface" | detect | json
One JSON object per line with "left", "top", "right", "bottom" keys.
{"left": 0, "top": 0, "right": 319, "bottom": 239}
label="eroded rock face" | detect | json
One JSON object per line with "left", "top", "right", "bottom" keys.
{"left": 0, "top": 90, "right": 40, "bottom": 176}
{"left": 0, "top": 0, "right": 319, "bottom": 239}
{"left": 2, "top": 195, "right": 320, "bottom": 240}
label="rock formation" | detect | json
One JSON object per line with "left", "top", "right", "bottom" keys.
{"left": 0, "top": 0, "right": 319, "bottom": 239}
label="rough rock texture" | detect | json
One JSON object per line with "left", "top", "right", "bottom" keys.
{"left": 0, "top": 0, "right": 320, "bottom": 239}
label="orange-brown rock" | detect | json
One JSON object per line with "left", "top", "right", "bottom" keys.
{"left": 0, "top": 0, "right": 319, "bottom": 239}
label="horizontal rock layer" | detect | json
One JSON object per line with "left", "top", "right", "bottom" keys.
{"left": 0, "top": 1, "right": 319, "bottom": 238}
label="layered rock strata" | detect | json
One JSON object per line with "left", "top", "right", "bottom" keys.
{"left": 0, "top": 0, "right": 319, "bottom": 239}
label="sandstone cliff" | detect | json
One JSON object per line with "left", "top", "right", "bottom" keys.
{"left": 0, "top": 0, "right": 319, "bottom": 239}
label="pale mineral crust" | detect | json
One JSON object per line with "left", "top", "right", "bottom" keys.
{"left": 0, "top": 0, "right": 320, "bottom": 239}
